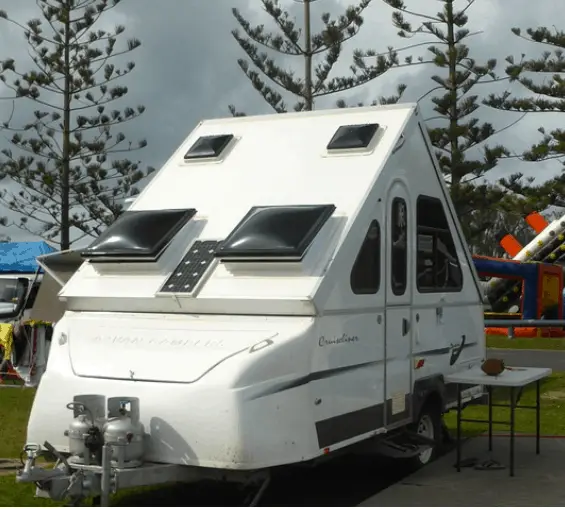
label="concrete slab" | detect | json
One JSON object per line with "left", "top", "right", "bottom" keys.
{"left": 361, "top": 437, "right": 565, "bottom": 507}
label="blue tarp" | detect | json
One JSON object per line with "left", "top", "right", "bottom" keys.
{"left": 0, "top": 241, "right": 56, "bottom": 274}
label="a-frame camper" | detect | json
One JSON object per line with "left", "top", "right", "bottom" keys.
{"left": 17, "top": 104, "right": 486, "bottom": 504}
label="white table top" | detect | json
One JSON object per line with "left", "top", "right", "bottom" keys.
{"left": 445, "top": 366, "right": 552, "bottom": 387}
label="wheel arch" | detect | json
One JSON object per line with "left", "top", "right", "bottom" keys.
{"left": 412, "top": 375, "right": 447, "bottom": 420}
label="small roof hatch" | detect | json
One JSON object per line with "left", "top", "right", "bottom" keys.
{"left": 184, "top": 134, "right": 234, "bottom": 160}
{"left": 327, "top": 123, "right": 379, "bottom": 150}
{"left": 215, "top": 204, "right": 336, "bottom": 261}
{"left": 81, "top": 208, "right": 196, "bottom": 262}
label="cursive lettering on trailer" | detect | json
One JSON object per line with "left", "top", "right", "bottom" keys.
{"left": 318, "top": 334, "right": 359, "bottom": 347}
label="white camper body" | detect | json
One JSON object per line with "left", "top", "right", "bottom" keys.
{"left": 19, "top": 104, "right": 485, "bottom": 504}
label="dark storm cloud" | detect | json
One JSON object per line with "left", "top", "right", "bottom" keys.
{"left": 102, "top": 0, "right": 268, "bottom": 168}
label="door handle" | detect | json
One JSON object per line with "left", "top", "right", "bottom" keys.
{"left": 402, "top": 318, "right": 410, "bottom": 336}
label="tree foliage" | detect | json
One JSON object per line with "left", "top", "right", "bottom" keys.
{"left": 484, "top": 25, "right": 565, "bottom": 210}
{"left": 0, "top": 0, "right": 154, "bottom": 250}
{"left": 230, "top": 0, "right": 407, "bottom": 115}
{"left": 0, "top": 213, "right": 7, "bottom": 243}
{"left": 362, "top": 0, "right": 528, "bottom": 245}
{"left": 0, "top": 49, "right": 16, "bottom": 242}
{"left": 468, "top": 195, "right": 548, "bottom": 257}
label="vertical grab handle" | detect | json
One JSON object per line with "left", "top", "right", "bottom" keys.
{"left": 402, "top": 318, "right": 410, "bottom": 336}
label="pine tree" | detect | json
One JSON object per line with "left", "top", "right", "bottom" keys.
{"left": 0, "top": 0, "right": 154, "bottom": 250}
{"left": 360, "top": 0, "right": 526, "bottom": 245}
{"left": 0, "top": 54, "right": 15, "bottom": 242}
{"left": 484, "top": 25, "right": 565, "bottom": 209}
{"left": 468, "top": 194, "right": 544, "bottom": 256}
{"left": 230, "top": 0, "right": 406, "bottom": 115}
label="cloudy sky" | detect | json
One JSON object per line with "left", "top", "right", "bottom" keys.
{"left": 0, "top": 0, "right": 564, "bottom": 245}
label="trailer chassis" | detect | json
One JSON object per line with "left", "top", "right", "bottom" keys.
{"left": 17, "top": 442, "right": 270, "bottom": 507}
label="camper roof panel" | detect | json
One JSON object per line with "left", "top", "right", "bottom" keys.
{"left": 131, "top": 104, "right": 414, "bottom": 242}
{"left": 61, "top": 104, "right": 416, "bottom": 314}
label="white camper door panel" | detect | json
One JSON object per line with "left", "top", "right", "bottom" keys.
{"left": 385, "top": 180, "right": 413, "bottom": 426}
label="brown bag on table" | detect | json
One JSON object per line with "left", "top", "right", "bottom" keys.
{"left": 481, "top": 358, "right": 505, "bottom": 376}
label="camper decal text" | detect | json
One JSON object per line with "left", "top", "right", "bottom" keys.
{"left": 90, "top": 334, "right": 225, "bottom": 349}
{"left": 318, "top": 334, "right": 359, "bottom": 347}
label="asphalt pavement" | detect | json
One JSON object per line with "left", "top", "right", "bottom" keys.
{"left": 362, "top": 437, "right": 565, "bottom": 507}
{"left": 488, "top": 348, "right": 565, "bottom": 371}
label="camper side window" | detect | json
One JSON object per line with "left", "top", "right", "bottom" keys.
{"left": 416, "top": 195, "right": 463, "bottom": 292}
{"left": 350, "top": 220, "right": 381, "bottom": 295}
{"left": 391, "top": 198, "right": 408, "bottom": 295}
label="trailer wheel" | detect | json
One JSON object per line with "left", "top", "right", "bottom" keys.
{"left": 407, "top": 401, "right": 442, "bottom": 469}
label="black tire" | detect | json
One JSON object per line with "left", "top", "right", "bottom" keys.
{"left": 406, "top": 402, "right": 442, "bottom": 470}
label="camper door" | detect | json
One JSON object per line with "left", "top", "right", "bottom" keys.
{"left": 385, "top": 180, "right": 413, "bottom": 426}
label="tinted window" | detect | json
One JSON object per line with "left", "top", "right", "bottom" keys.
{"left": 81, "top": 209, "right": 197, "bottom": 262}
{"left": 351, "top": 220, "right": 381, "bottom": 295}
{"left": 216, "top": 204, "right": 335, "bottom": 260}
{"left": 416, "top": 195, "right": 463, "bottom": 292}
{"left": 391, "top": 198, "right": 407, "bottom": 296}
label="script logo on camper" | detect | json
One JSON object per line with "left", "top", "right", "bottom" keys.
{"left": 318, "top": 334, "right": 359, "bottom": 347}
{"left": 449, "top": 334, "right": 466, "bottom": 366}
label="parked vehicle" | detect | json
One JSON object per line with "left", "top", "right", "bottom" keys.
{"left": 17, "top": 104, "right": 486, "bottom": 505}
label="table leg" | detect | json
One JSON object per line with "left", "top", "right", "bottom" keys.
{"left": 536, "top": 379, "right": 540, "bottom": 455}
{"left": 456, "top": 383, "right": 461, "bottom": 473}
{"left": 488, "top": 385, "right": 493, "bottom": 452}
{"left": 510, "top": 386, "right": 515, "bottom": 477}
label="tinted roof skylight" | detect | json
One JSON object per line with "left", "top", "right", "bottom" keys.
{"left": 81, "top": 208, "right": 196, "bottom": 262}
{"left": 216, "top": 204, "right": 336, "bottom": 261}
{"left": 184, "top": 134, "right": 234, "bottom": 160}
{"left": 327, "top": 123, "right": 379, "bottom": 150}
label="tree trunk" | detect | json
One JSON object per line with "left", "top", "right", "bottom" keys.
{"left": 446, "top": 0, "right": 460, "bottom": 188}
{"left": 303, "top": 0, "right": 313, "bottom": 111}
{"left": 61, "top": 1, "right": 71, "bottom": 250}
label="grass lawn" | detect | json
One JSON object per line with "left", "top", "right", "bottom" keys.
{"left": 0, "top": 477, "right": 59, "bottom": 507}
{"left": 0, "top": 475, "right": 205, "bottom": 507}
{"left": 443, "top": 372, "right": 565, "bottom": 437}
{"left": 486, "top": 335, "right": 565, "bottom": 350}
{"left": 0, "top": 388, "right": 36, "bottom": 459}
{"left": 0, "top": 388, "right": 59, "bottom": 507}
